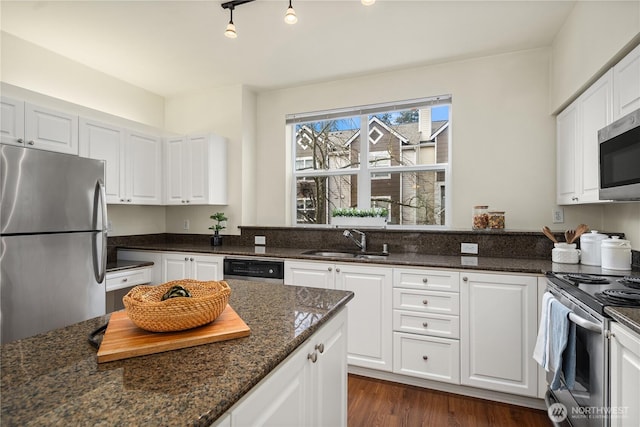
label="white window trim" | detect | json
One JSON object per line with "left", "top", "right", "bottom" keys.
{"left": 290, "top": 98, "right": 452, "bottom": 229}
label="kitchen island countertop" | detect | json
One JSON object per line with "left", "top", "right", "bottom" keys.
{"left": 0, "top": 280, "right": 353, "bottom": 426}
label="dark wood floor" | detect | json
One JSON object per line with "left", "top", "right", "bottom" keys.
{"left": 347, "top": 374, "right": 553, "bottom": 427}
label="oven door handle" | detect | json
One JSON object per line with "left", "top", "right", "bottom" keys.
{"left": 568, "top": 312, "right": 601, "bottom": 333}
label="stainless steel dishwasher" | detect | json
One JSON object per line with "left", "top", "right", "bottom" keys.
{"left": 223, "top": 257, "right": 285, "bottom": 284}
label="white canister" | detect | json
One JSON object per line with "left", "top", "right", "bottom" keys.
{"left": 580, "top": 231, "right": 608, "bottom": 266}
{"left": 552, "top": 243, "right": 580, "bottom": 264}
{"left": 601, "top": 236, "right": 632, "bottom": 270}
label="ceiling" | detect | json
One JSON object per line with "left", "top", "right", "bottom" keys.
{"left": 0, "top": 0, "right": 576, "bottom": 98}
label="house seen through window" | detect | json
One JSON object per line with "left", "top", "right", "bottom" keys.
{"left": 288, "top": 96, "right": 451, "bottom": 227}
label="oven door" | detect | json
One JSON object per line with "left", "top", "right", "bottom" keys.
{"left": 545, "top": 286, "right": 608, "bottom": 427}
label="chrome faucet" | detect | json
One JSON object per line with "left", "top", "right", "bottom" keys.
{"left": 343, "top": 229, "right": 367, "bottom": 252}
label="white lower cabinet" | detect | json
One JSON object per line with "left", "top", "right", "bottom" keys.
{"left": 460, "top": 272, "right": 538, "bottom": 397}
{"left": 162, "top": 252, "right": 224, "bottom": 282}
{"left": 609, "top": 322, "right": 640, "bottom": 427}
{"left": 117, "top": 250, "right": 163, "bottom": 284}
{"left": 392, "top": 268, "right": 460, "bottom": 384}
{"left": 228, "top": 308, "right": 347, "bottom": 427}
{"left": 284, "top": 260, "right": 392, "bottom": 372}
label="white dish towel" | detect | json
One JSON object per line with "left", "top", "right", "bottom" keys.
{"left": 533, "top": 291, "right": 554, "bottom": 368}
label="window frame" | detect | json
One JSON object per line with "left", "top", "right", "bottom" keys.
{"left": 288, "top": 96, "right": 452, "bottom": 229}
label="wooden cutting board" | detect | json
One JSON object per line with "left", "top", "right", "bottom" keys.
{"left": 97, "top": 305, "right": 250, "bottom": 363}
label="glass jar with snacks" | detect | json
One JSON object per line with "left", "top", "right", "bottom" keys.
{"left": 487, "top": 211, "right": 505, "bottom": 229}
{"left": 472, "top": 206, "right": 489, "bottom": 230}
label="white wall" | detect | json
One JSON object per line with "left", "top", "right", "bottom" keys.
{"left": 256, "top": 48, "right": 558, "bottom": 231}
{"left": 0, "top": 32, "right": 165, "bottom": 128}
{"left": 550, "top": 1, "right": 640, "bottom": 112}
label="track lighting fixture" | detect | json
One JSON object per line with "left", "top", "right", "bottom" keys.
{"left": 221, "top": 0, "right": 373, "bottom": 38}
{"left": 284, "top": 0, "right": 297, "bottom": 25}
{"left": 224, "top": 6, "right": 237, "bottom": 39}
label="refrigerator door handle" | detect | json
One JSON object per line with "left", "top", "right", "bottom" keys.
{"left": 92, "top": 179, "right": 108, "bottom": 284}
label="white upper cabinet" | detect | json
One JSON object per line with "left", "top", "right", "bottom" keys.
{"left": 613, "top": 43, "right": 640, "bottom": 121}
{"left": 165, "top": 133, "right": 228, "bottom": 205}
{"left": 1, "top": 97, "right": 78, "bottom": 155}
{"left": 79, "top": 119, "right": 125, "bottom": 203}
{"left": 557, "top": 70, "right": 612, "bottom": 204}
{"left": 1, "top": 97, "right": 25, "bottom": 145}
{"left": 79, "top": 119, "right": 162, "bottom": 204}
{"left": 127, "top": 130, "right": 163, "bottom": 205}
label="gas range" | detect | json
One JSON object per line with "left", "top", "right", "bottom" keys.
{"left": 547, "top": 271, "right": 640, "bottom": 316}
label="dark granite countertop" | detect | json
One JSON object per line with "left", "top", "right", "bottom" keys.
{"left": 605, "top": 307, "right": 640, "bottom": 336}
{"left": 0, "top": 280, "right": 354, "bottom": 426}
{"left": 116, "top": 242, "right": 634, "bottom": 276}
{"left": 106, "top": 259, "right": 154, "bottom": 273}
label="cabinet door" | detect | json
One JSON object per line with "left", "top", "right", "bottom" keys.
{"left": 613, "top": 43, "right": 640, "bottom": 120}
{"left": 610, "top": 322, "right": 640, "bottom": 427}
{"left": 126, "top": 131, "right": 162, "bottom": 204}
{"left": 310, "top": 308, "right": 348, "bottom": 427}
{"left": 186, "top": 135, "right": 209, "bottom": 204}
{"left": 284, "top": 260, "right": 335, "bottom": 289}
{"left": 231, "top": 340, "right": 310, "bottom": 427}
{"left": 556, "top": 101, "right": 579, "bottom": 204}
{"left": 1, "top": 97, "right": 25, "bottom": 146}
{"left": 165, "top": 136, "right": 186, "bottom": 205}
{"left": 24, "top": 103, "right": 78, "bottom": 154}
{"left": 162, "top": 253, "right": 190, "bottom": 282}
{"left": 192, "top": 255, "right": 223, "bottom": 281}
{"left": 579, "top": 70, "right": 612, "bottom": 203}
{"left": 460, "top": 272, "right": 538, "bottom": 397}
{"left": 79, "top": 119, "right": 125, "bottom": 203}
{"left": 335, "top": 264, "right": 392, "bottom": 371}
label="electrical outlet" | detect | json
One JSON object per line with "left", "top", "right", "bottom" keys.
{"left": 183, "top": 220, "right": 190, "bottom": 230}
{"left": 552, "top": 208, "right": 564, "bottom": 224}
{"left": 255, "top": 236, "right": 266, "bottom": 245}
{"left": 461, "top": 243, "right": 478, "bottom": 255}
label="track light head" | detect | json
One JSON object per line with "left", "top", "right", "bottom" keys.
{"left": 284, "top": 1, "right": 297, "bottom": 25}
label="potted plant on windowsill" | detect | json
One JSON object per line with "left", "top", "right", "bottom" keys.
{"left": 209, "top": 212, "right": 228, "bottom": 246}
{"left": 331, "top": 207, "right": 388, "bottom": 228}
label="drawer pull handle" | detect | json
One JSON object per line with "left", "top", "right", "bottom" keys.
{"left": 422, "top": 322, "right": 428, "bottom": 327}
{"left": 328, "top": 267, "right": 332, "bottom": 272}
{"left": 463, "top": 276, "right": 468, "bottom": 282}
{"left": 422, "top": 355, "right": 429, "bottom": 361}
{"left": 422, "top": 278, "right": 428, "bottom": 283}
{"left": 122, "top": 278, "right": 128, "bottom": 282}
{"left": 190, "top": 258, "right": 194, "bottom": 262}
{"left": 422, "top": 299, "right": 428, "bottom": 305}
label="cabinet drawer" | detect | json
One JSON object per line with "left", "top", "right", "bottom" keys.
{"left": 393, "top": 332, "right": 460, "bottom": 384}
{"left": 106, "top": 268, "right": 152, "bottom": 292}
{"left": 393, "top": 310, "right": 459, "bottom": 339}
{"left": 393, "top": 268, "right": 460, "bottom": 292}
{"left": 393, "top": 288, "right": 459, "bottom": 315}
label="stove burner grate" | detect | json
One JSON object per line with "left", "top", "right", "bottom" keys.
{"left": 564, "top": 273, "right": 610, "bottom": 284}
{"left": 595, "top": 289, "right": 640, "bottom": 307}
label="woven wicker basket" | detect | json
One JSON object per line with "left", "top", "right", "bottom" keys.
{"left": 123, "top": 280, "right": 231, "bottom": 332}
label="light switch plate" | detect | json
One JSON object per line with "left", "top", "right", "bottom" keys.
{"left": 461, "top": 243, "right": 478, "bottom": 254}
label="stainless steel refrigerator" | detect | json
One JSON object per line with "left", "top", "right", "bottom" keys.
{"left": 0, "top": 144, "right": 108, "bottom": 343}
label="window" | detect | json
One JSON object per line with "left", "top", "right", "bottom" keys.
{"left": 288, "top": 96, "right": 451, "bottom": 227}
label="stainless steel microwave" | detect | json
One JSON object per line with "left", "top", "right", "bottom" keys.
{"left": 598, "top": 108, "right": 640, "bottom": 201}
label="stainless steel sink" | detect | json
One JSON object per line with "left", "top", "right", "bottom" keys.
{"left": 302, "top": 250, "right": 357, "bottom": 258}
{"left": 302, "top": 250, "right": 388, "bottom": 261}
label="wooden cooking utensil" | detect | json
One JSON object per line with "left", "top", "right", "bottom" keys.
{"left": 542, "top": 226, "right": 558, "bottom": 243}
{"left": 567, "top": 223, "right": 589, "bottom": 244}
